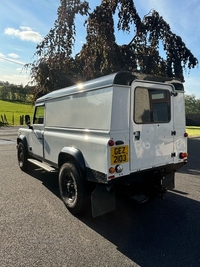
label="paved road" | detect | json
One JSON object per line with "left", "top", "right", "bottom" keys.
{"left": 0, "top": 127, "right": 200, "bottom": 267}
{"left": 0, "top": 126, "right": 21, "bottom": 144}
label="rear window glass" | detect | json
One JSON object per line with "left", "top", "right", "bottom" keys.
{"left": 134, "top": 87, "right": 170, "bottom": 124}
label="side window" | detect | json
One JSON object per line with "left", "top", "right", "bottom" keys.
{"left": 33, "top": 105, "right": 45, "bottom": 124}
{"left": 134, "top": 87, "right": 170, "bottom": 124}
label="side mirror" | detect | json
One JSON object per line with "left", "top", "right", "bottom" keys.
{"left": 25, "top": 115, "right": 32, "bottom": 129}
{"left": 25, "top": 115, "right": 30, "bottom": 125}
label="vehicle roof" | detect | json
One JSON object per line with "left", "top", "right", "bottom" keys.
{"left": 36, "top": 71, "right": 183, "bottom": 103}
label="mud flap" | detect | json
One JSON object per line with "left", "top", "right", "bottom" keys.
{"left": 162, "top": 172, "right": 175, "bottom": 190}
{"left": 91, "top": 184, "right": 116, "bottom": 217}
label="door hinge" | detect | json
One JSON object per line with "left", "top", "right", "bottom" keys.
{"left": 171, "top": 152, "right": 176, "bottom": 157}
{"left": 171, "top": 131, "right": 176, "bottom": 136}
{"left": 134, "top": 131, "right": 140, "bottom": 140}
{"left": 171, "top": 91, "right": 178, "bottom": 97}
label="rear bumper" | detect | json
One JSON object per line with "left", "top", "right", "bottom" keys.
{"left": 111, "top": 162, "right": 185, "bottom": 186}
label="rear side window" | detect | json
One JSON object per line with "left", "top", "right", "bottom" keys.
{"left": 134, "top": 87, "right": 170, "bottom": 124}
{"left": 33, "top": 105, "right": 45, "bottom": 124}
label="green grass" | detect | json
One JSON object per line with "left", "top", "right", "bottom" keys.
{"left": 0, "top": 100, "right": 33, "bottom": 126}
{"left": 186, "top": 126, "right": 200, "bottom": 137}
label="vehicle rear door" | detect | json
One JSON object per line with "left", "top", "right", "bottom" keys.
{"left": 130, "top": 81, "right": 174, "bottom": 172}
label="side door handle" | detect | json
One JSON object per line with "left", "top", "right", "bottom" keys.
{"left": 134, "top": 131, "right": 140, "bottom": 140}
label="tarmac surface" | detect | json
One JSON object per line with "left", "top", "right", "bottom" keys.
{"left": 0, "top": 126, "right": 200, "bottom": 267}
{"left": 0, "top": 125, "right": 23, "bottom": 144}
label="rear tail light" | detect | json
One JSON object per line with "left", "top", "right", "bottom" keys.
{"left": 108, "top": 139, "right": 114, "bottom": 146}
{"left": 184, "top": 132, "right": 188, "bottom": 137}
{"left": 179, "top": 152, "right": 188, "bottom": 159}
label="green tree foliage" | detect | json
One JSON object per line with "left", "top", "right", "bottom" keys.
{"left": 0, "top": 82, "right": 33, "bottom": 103}
{"left": 185, "top": 95, "right": 200, "bottom": 114}
{"left": 27, "top": 0, "right": 198, "bottom": 99}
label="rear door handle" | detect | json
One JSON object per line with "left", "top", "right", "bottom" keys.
{"left": 134, "top": 131, "right": 140, "bottom": 140}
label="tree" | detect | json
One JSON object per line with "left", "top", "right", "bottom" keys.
{"left": 27, "top": 0, "right": 89, "bottom": 100}
{"left": 27, "top": 0, "right": 198, "bottom": 100}
{"left": 0, "top": 82, "right": 33, "bottom": 103}
{"left": 185, "top": 95, "right": 200, "bottom": 114}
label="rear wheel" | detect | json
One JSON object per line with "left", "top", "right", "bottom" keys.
{"left": 17, "top": 142, "right": 28, "bottom": 171}
{"left": 58, "top": 162, "right": 88, "bottom": 215}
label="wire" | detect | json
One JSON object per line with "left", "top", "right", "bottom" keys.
{"left": 0, "top": 56, "right": 25, "bottom": 66}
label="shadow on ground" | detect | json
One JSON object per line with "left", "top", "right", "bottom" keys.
{"left": 179, "top": 137, "right": 200, "bottom": 176}
{"left": 25, "top": 137, "right": 200, "bottom": 267}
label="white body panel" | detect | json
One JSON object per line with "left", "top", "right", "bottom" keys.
{"left": 173, "top": 92, "right": 187, "bottom": 164}
{"left": 44, "top": 129, "right": 109, "bottom": 174}
{"left": 45, "top": 87, "right": 113, "bottom": 130}
{"left": 22, "top": 125, "right": 44, "bottom": 158}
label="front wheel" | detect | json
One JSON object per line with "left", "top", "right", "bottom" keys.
{"left": 17, "top": 142, "right": 28, "bottom": 171}
{"left": 58, "top": 163, "right": 88, "bottom": 215}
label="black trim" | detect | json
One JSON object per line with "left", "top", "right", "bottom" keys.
{"left": 113, "top": 71, "right": 137, "bottom": 85}
{"left": 58, "top": 147, "right": 86, "bottom": 179}
{"left": 171, "top": 82, "right": 184, "bottom": 91}
{"left": 17, "top": 135, "right": 28, "bottom": 152}
{"left": 86, "top": 168, "right": 107, "bottom": 183}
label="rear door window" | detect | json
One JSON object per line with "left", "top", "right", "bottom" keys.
{"left": 134, "top": 87, "right": 170, "bottom": 124}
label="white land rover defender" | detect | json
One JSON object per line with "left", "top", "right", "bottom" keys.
{"left": 17, "top": 71, "right": 188, "bottom": 217}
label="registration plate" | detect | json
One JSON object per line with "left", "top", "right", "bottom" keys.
{"left": 110, "top": 146, "right": 129, "bottom": 165}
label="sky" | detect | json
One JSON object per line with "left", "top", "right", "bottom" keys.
{"left": 0, "top": 0, "right": 199, "bottom": 97}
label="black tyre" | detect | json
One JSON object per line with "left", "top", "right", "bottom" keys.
{"left": 58, "top": 162, "right": 88, "bottom": 215}
{"left": 17, "top": 142, "right": 28, "bottom": 171}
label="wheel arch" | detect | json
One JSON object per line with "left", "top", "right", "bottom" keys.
{"left": 58, "top": 147, "right": 86, "bottom": 180}
{"left": 17, "top": 135, "right": 28, "bottom": 151}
